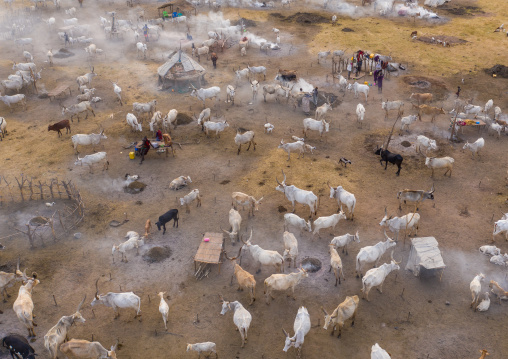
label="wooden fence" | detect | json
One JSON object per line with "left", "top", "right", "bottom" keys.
{"left": 0, "top": 175, "right": 85, "bottom": 247}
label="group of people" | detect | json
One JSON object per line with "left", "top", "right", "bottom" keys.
{"left": 346, "top": 50, "right": 385, "bottom": 93}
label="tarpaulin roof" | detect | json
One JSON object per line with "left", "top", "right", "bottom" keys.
{"left": 157, "top": 50, "right": 205, "bottom": 77}
{"left": 405, "top": 237, "right": 445, "bottom": 276}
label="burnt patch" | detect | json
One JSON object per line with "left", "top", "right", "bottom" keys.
{"left": 143, "top": 246, "right": 172, "bottom": 263}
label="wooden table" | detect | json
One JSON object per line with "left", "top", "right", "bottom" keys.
{"left": 194, "top": 232, "right": 224, "bottom": 279}
{"left": 48, "top": 85, "right": 71, "bottom": 101}
{"left": 452, "top": 119, "right": 486, "bottom": 134}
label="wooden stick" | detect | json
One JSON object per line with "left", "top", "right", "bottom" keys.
{"left": 53, "top": 295, "right": 58, "bottom": 306}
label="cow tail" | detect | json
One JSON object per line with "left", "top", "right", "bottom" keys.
{"left": 263, "top": 279, "right": 267, "bottom": 295}
{"left": 356, "top": 256, "right": 360, "bottom": 272}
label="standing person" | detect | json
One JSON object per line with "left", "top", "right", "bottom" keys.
{"left": 139, "top": 136, "right": 153, "bottom": 164}
{"left": 302, "top": 93, "right": 310, "bottom": 115}
{"left": 456, "top": 86, "right": 461, "bottom": 98}
{"left": 312, "top": 87, "right": 318, "bottom": 106}
{"left": 352, "top": 56, "right": 357, "bottom": 78}
{"left": 156, "top": 129, "right": 163, "bottom": 141}
{"left": 211, "top": 52, "right": 218, "bottom": 69}
{"left": 143, "top": 24, "right": 149, "bottom": 42}
{"left": 356, "top": 51, "right": 363, "bottom": 76}
{"left": 377, "top": 71, "right": 384, "bottom": 94}
{"left": 64, "top": 32, "right": 69, "bottom": 47}
{"left": 78, "top": 0, "right": 83, "bottom": 7}
{"left": 347, "top": 58, "right": 352, "bottom": 80}
{"left": 374, "top": 61, "right": 382, "bottom": 84}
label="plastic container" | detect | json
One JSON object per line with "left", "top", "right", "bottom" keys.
{"left": 129, "top": 152, "right": 135, "bottom": 160}
{"left": 204, "top": 238, "right": 210, "bottom": 242}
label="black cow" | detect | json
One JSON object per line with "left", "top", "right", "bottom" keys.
{"left": 374, "top": 147, "right": 403, "bottom": 176}
{"left": 155, "top": 209, "right": 179, "bottom": 234}
{"left": 2, "top": 334, "right": 36, "bottom": 359}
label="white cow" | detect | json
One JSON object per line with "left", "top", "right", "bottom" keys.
{"left": 356, "top": 231, "right": 396, "bottom": 277}
{"left": 284, "top": 213, "right": 311, "bottom": 233}
{"left": 275, "top": 170, "right": 318, "bottom": 217}
{"left": 330, "top": 232, "right": 360, "bottom": 255}
{"left": 282, "top": 307, "right": 311, "bottom": 355}
{"left": 126, "top": 113, "right": 142, "bottom": 132}
{"left": 361, "top": 256, "right": 400, "bottom": 301}
{"left": 312, "top": 212, "right": 347, "bottom": 237}
{"left": 379, "top": 208, "right": 420, "bottom": 241}
{"left": 328, "top": 183, "right": 356, "bottom": 220}
{"left": 347, "top": 82, "right": 369, "bottom": 101}
{"left": 190, "top": 85, "right": 220, "bottom": 108}
{"left": 371, "top": 343, "right": 391, "bottom": 359}
{"left": 220, "top": 297, "right": 252, "bottom": 348}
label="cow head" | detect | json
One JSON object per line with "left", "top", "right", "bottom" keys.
{"left": 282, "top": 328, "right": 295, "bottom": 352}
{"left": 155, "top": 221, "right": 161, "bottom": 231}
{"left": 275, "top": 170, "right": 287, "bottom": 193}
{"left": 353, "top": 231, "right": 360, "bottom": 243}
{"left": 91, "top": 278, "right": 102, "bottom": 307}
{"left": 107, "top": 340, "right": 118, "bottom": 359}
{"left": 327, "top": 181, "right": 336, "bottom": 199}
{"left": 321, "top": 306, "right": 336, "bottom": 330}
{"left": 425, "top": 184, "right": 435, "bottom": 200}
{"left": 219, "top": 294, "right": 231, "bottom": 315}
{"left": 71, "top": 295, "right": 87, "bottom": 324}
{"left": 379, "top": 207, "right": 392, "bottom": 227}
{"left": 240, "top": 229, "right": 253, "bottom": 252}
{"left": 221, "top": 226, "right": 237, "bottom": 244}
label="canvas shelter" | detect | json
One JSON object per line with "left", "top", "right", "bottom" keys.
{"left": 405, "top": 237, "right": 445, "bottom": 279}
{"left": 157, "top": 50, "right": 206, "bottom": 90}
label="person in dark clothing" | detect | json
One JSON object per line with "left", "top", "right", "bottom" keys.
{"left": 64, "top": 32, "right": 69, "bottom": 47}
{"left": 140, "top": 136, "right": 153, "bottom": 164}
{"left": 456, "top": 86, "right": 461, "bottom": 98}
{"left": 312, "top": 87, "right": 318, "bottom": 106}
{"left": 143, "top": 24, "right": 149, "bottom": 42}
{"left": 78, "top": 0, "right": 83, "bottom": 7}
{"left": 211, "top": 52, "right": 218, "bottom": 69}
{"left": 156, "top": 130, "right": 163, "bottom": 141}
{"left": 377, "top": 72, "right": 384, "bottom": 93}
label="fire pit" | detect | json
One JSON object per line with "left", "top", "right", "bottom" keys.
{"left": 301, "top": 257, "right": 322, "bottom": 273}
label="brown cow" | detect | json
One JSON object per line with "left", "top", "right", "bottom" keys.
{"left": 48, "top": 119, "right": 71, "bottom": 137}
{"left": 412, "top": 104, "right": 445, "bottom": 122}
{"left": 410, "top": 92, "right": 433, "bottom": 105}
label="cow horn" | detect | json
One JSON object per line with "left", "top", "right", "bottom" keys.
{"left": 218, "top": 294, "right": 225, "bottom": 302}
{"left": 95, "top": 278, "right": 100, "bottom": 298}
{"left": 320, "top": 306, "right": 328, "bottom": 315}
{"left": 113, "top": 339, "right": 119, "bottom": 351}
{"left": 275, "top": 175, "right": 282, "bottom": 186}
{"left": 281, "top": 169, "right": 287, "bottom": 183}
{"left": 220, "top": 225, "right": 229, "bottom": 234}
{"left": 77, "top": 294, "right": 87, "bottom": 312}
{"left": 282, "top": 328, "right": 289, "bottom": 337}
{"left": 384, "top": 207, "right": 387, "bottom": 216}
{"left": 16, "top": 257, "right": 20, "bottom": 271}
{"left": 327, "top": 180, "right": 332, "bottom": 189}
{"left": 430, "top": 184, "right": 435, "bottom": 193}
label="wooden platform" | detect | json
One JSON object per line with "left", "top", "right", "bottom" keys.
{"left": 48, "top": 84, "right": 71, "bottom": 101}
{"left": 194, "top": 232, "right": 224, "bottom": 277}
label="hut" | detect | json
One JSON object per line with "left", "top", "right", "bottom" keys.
{"left": 157, "top": 0, "right": 195, "bottom": 18}
{"left": 157, "top": 50, "right": 206, "bottom": 90}
{"left": 405, "top": 237, "right": 446, "bottom": 280}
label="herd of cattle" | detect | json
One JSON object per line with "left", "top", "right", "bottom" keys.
{"left": 1, "top": 1, "right": 508, "bottom": 358}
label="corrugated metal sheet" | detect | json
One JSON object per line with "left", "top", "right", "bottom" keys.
{"left": 406, "top": 237, "right": 446, "bottom": 276}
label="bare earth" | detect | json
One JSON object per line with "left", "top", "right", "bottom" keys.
{"left": 0, "top": 0, "right": 507, "bottom": 358}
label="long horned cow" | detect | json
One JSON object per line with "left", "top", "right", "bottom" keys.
{"left": 276, "top": 170, "right": 318, "bottom": 217}
{"left": 90, "top": 278, "right": 141, "bottom": 319}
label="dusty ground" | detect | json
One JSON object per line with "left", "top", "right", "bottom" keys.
{"left": 1, "top": 0, "right": 508, "bottom": 358}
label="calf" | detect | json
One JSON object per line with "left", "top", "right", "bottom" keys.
{"left": 155, "top": 209, "right": 179, "bottom": 234}
{"left": 399, "top": 115, "right": 418, "bottom": 133}
{"left": 397, "top": 185, "right": 434, "bottom": 210}
{"left": 361, "top": 256, "right": 400, "bottom": 301}
{"left": 410, "top": 92, "right": 433, "bottom": 104}
{"left": 232, "top": 192, "right": 263, "bottom": 217}
{"left": 169, "top": 175, "right": 191, "bottom": 190}
{"left": 312, "top": 211, "right": 347, "bottom": 238}
{"left": 330, "top": 231, "right": 360, "bottom": 255}
{"left": 282, "top": 231, "right": 298, "bottom": 268}
{"left": 463, "top": 137, "right": 485, "bottom": 159}
{"left": 2, "top": 334, "right": 36, "bottom": 359}
{"left": 284, "top": 213, "right": 311, "bottom": 233}
{"left": 479, "top": 245, "right": 500, "bottom": 256}
{"left": 186, "top": 342, "right": 217, "bottom": 358}
{"left": 321, "top": 295, "right": 359, "bottom": 338}
{"left": 74, "top": 152, "right": 109, "bottom": 173}
{"left": 424, "top": 155, "right": 454, "bottom": 177}
{"left": 278, "top": 140, "right": 305, "bottom": 160}
{"left": 374, "top": 147, "right": 403, "bottom": 176}
{"left": 225, "top": 248, "right": 256, "bottom": 305}
{"left": 222, "top": 208, "right": 242, "bottom": 244}
{"left": 489, "top": 280, "right": 508, "bottom": 304}
{"left": 329, "top": 245, "right": 345, "bottom": 286}
{"left": 328, "top": 182, "right": 356, "bottom": 220}
{"left": 493, "top": 219, "right": 508, "bottom": 242}
{"left": 416, "top": 135, "right": 437, "bottom": 153}
{"left": 379, "top": 208, "right": 420, "bottom": 241}
{"left": 48, "top": 119, "right": 70, "bottom": 137}
{"left": 180, "top": 189, "right": 202, "bottom": 213}
{"left": 470, "top": 273, "right": 485, "bottom": 310}
{"left": 264, "top": 268, "right": 308, "bottom": 304}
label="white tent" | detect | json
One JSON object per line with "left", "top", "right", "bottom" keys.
{"left": 405, "top": 237, "right": 445, "bottom": 278}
